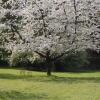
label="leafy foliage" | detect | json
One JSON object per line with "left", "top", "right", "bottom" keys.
{"left": 0, "top": 0, "right": 99, "bottom": 57}
{"left": 9, "top": 51, "right": 40, "bottom": 67}
{"left": 55, "top": 51, "right": 89, "bottom": 71}
{"left": 0, "top": 0, "right": 100, "bottom": 75}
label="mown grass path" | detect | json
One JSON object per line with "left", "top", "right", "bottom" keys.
{"left": 0, "top": 68, "right": 100, "bottom": 100}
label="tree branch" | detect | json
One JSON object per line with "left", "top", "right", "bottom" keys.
{"left": 34, "top": 51, "right": 46, "bottom": 58}
{"left": 51, "top": 50, "right": 75, "bottom": 61}
{"left": 11, "top": 24, "right": 26, "bottom": 43}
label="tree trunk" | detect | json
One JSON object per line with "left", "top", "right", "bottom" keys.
{"left": 46, "top": 61, "right": 53, "bottom": 76}
{"left": 45, "top": 51, "right": 54, "bottom": 76}
{"left": 47, "top": 64, "right": 52, "bottom": 76}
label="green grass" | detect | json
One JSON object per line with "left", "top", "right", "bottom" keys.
{"left": 0, "top": 68, "right": 100, "bottom": 100}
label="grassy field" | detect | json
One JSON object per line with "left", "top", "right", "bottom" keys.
{"left": 0, "top": 68, "right": 100, "bottom": 100}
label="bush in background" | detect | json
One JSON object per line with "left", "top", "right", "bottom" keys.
{"left": 55, "top": 51, "right": 89, "bottom": 72}
{"left": 9, "top": 51, "right": 46, "bottom": 71}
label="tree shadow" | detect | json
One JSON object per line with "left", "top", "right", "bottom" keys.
{"left": 0, "top": 73, "right": 32, "bottom": 79}
{"left": 0, "top": 73, "right": 100, "bottom": 84}
{"left": 50, "top": 75, "right": 100, "bottom": 83}
{"left": 0, "top": 90, "right": 48, "bottom": 100}
{"left": 67, "top": 70, "right": 100, "bottom": 73}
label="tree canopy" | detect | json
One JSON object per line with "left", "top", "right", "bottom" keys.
{"left": 0, "top": 0, "right": 100, "bottom": 75}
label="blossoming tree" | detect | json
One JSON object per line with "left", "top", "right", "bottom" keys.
{"left": 0, "top": 0, "right": 100, "bottom": 75}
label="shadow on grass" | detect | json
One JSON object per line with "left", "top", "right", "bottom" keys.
{"left": 66, "top": 70, "right": 100, "bottom": 73}
{"left": 0, "top": 73, "right": 100, "bottom": 84}
{"left": 52, "top": 75, "right": 100, "bottom": 83}
{"left": 0, "top": 73, "right": 32, "bottom": 79}
{"left": 0, "top": 90, "right": 48, "bottom": 100}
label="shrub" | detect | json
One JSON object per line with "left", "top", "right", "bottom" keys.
{"left": 55, "top": 51, "right": 89, "bottom": 71}
{"left": 9, "top": 51, "right": 40, "bottom": 67}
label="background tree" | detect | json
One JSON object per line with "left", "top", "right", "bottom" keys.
{"left": 0, "top": 0, "right": 100, "bottom": 76}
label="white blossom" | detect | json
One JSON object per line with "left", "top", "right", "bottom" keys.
{"left": 0, "top": 0, "right": 100, "bottom": 60}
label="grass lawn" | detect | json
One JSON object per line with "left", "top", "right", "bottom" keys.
{"left": 0, "top": 68, "right": 100, "bottom": 100}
